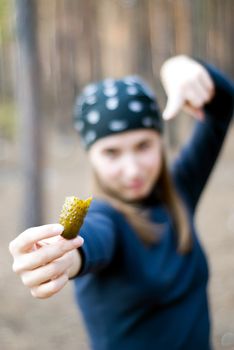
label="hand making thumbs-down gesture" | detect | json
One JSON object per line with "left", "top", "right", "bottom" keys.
{"left": 160, "top": 55, "right": 215, "bottom": 121}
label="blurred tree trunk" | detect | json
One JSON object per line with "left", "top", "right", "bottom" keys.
{"left": 33, "top": 0, "right": 233, "bottom": 148}
{"left": 15, "top": 0, "right": 43, "bottom": 228}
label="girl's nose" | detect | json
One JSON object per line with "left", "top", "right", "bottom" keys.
{"left": 122, "top": 155, "right": 140, "bottom": 178}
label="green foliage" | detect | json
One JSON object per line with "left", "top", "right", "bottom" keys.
{"left": 0, "top": 101, "right": 16, "bottom": 139}
{"left": 0, "top": 0, "right": 13, "bottom": 43}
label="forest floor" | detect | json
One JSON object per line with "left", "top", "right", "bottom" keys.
{"left": 0, "top": 124, "right": 234, "bottom": 350}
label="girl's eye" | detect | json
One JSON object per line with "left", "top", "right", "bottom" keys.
{"left": 103, "top": 148, "right": 120, "bottom": 158}
{"left": 137, "top": 141, "right": 151, "bottom": 151}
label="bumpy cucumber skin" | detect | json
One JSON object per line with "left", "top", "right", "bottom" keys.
{"left": 59, "top": 196, "right": 92, "bottom": 239}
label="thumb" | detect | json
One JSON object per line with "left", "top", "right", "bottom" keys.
{"left": 163, "top": 93, "right": 184, "bottom": 120}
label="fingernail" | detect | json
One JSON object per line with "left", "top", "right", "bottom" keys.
{"left": 52, "top": 224, "right": 64, "bottom": 234}
{"left": 73, "top": 236, "right": 84, "bottom": 245}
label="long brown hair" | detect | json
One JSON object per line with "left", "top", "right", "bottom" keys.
{"left": 91, "top": 151, "right": 192, "bottom": 254}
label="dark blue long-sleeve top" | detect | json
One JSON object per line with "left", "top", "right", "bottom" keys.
{"left": 73, "top": 64, "right": 234, "bottom": 350}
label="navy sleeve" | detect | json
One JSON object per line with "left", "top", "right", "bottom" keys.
{"left": 171, "top": 63, "right": 234, "bottom": 213}
{"left": 77, "top": 204, "right": 118, "bottom": 275}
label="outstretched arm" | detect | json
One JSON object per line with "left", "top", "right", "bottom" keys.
{"left": 160, "top": 55, "right": 234, "bottom": 212}
{"left": 77, "top": 202, "right": 118, "bottom": 275}
{"left": 9, "top": 203, "right": 118, "bottom": 297}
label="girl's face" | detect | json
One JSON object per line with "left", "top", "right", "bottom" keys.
{"left": 88, "top": 129, "right": 163, "bottom": 202}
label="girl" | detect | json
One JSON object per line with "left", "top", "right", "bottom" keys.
{"left": 9, "top": 56, "right": 233, "bottom": 350}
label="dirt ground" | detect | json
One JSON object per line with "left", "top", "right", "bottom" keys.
{"left": 0, "top": 125, "right": 234, "bottom": 350}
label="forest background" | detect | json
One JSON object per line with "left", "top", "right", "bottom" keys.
{"left": 0, "top": 1, "right": 233, "bottom": 349}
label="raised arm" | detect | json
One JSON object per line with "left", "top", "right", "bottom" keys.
{"left": 160, "top": 55, "right": 234, "bottom": 212}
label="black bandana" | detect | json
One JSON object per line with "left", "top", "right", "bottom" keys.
{"left": 73, "top": 75, "right": 163, "bottom": 149}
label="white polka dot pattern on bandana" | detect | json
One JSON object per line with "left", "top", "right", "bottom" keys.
{"left": 141, "top": 83, "right": 155, "bottom": 99}
{"left": 86, "top": 110, "right": 100, "bottom": 124}
{"left": 106, "top": 97, "right": 119, "bottom": 110}
{"left": 75, "top": 95, "right": 85, "bottom": 114}
{"left": 75, "top": 75, "right": 163, "bottom": 148}
{"left": 126, "top": 86, "right": 138, "bottom": 95}
{"left": 86, "top": 95, "right": 97, "bottom": 105}
{"left": 85, "top": 130, "right": 97, "bottom": 144}
{"left": 83, "top": 84, "right": 97, "bottom": 96}
{"left": 124, "top": 76, "right": 138, "bottom": 85}
{"left": 142, "top": 116, "right": 154, "bottom": 127}
{"left": 109, "top": 120, "right": 128, "bottom": 131}
{"left": 103, "top": 86, "right": 118, "bottom": 97}
{"left": 128, "top": 100, "right": 143, "bottom": 112}
{"left": 74, "top": 120, "right": 85, "bottom": 131}
{"left": 103, "top": 78, "right": 115, "bottom": 87}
